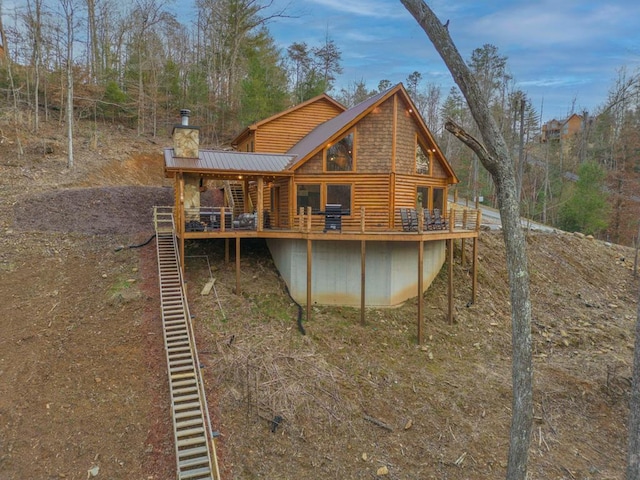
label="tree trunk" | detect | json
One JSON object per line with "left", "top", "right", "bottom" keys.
{"left": 400, "top": 2, "right": 533, "bottom": 479}
{"left": 0, "top": 0, "right": 7, "bottom": 62}
{"left": 62, "top": 0, "right": 74, "bottom": 168}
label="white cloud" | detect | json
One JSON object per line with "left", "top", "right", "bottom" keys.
{"left": 308, "top": 0, "right": 406, "bottom": 19}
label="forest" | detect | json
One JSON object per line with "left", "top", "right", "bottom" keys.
{"left": 1, "top": 0, "right": 639, "bottom": 245}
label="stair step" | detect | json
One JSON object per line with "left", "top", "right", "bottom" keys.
{"left": 174, "top": 409, "right": 202, "bottom": 420}
{"left": 167, "top": 346, "right": 192, "bottom": 355}
{"left": 173, "top": 401, "right": 201, "bottom": 412}
{"left": 174, "top": 393, "right": 200, "bottom": 403}
{"left": 179, "top": 456, "right": 210, "bottom": 469}
{"left": 176, "top": 417, "right": 204, "bottom": 429}
{"left": 178, "top": 445, "right": 208, "bottom": 458}
{"left": 176, "top": 426, "right": 205, "bottom": 438}
{"left": 172, "top": 378, "right": 197, "bottom": 389}
{"left": 176, "top": 436, "right": 208, "bottom": 448}
{"left": 177, "top": 466, "right": 212, "bottom": 479}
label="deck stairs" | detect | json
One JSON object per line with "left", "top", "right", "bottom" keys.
{"left": 224, "top": 181, "right": 246, "bottom": 218}
{"left": 153, "top": 207, "right": 221, "bottom": 480}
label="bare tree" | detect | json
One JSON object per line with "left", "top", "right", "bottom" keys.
{"left": 0, "top": 0, "right": 7, "bottom": 60}
{"left": 59, "top": 0, "right": 75, "bottom": 168}
{"left": 400, "top": 2, "right": 533, "bottom": 479}
{"left": 25, "top": 0, "right": 45, "bottom": 133}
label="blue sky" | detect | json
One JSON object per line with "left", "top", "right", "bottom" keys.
{"left": 256, "top": 0, "right": 640, "bottom": 122}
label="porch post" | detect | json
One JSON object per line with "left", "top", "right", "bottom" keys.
{"left": 306, "top": 238, "right": 312, "bottom": 322}
{"left": 472, "top": 236, "right": 478, "bottom": 304}
{"left": 235, "top": 238, "right": 241, "bottom": 295}
{"left": 417, "top": 239, "right": 424, "bottom": 344}
{"left": 472, "top": 210, "right": 481, "bottom": 304}
{"left": 257, "top": 177, "right": 264, "bottom": 232}
{"left": 360, "top": 239, "right": 366, "bottom": 325}
{"left": 178, "top": 173, "right": 185, "bottom": 276}
{"left": 448, "top": 238, "right": 454, "bottom": 324}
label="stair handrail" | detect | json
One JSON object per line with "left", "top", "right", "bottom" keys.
{"left": 171, "top": 230, "right": 221, "bottom": 480}
{"left": 154, "top": 209, "right": 221, "bottom": 480}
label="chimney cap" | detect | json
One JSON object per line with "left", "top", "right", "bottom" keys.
{"left": 180, "top": 109, "right": 191, "bottom": 117}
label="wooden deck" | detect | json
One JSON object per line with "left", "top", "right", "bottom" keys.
{"left": 155, "top": 206, "right": 481, "bottom": 345}
{"left": 165, "top": 205, "right": 482, "bottom": 242}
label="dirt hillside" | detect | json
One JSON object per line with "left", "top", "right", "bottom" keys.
{"left": 0, "top": 123, "right": 638, "bottom": 480}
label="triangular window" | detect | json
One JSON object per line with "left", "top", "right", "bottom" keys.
{"left": 416, "top": 140, "right": 431, "bottom": 175}
{"left": 326, "top": 132, "right": 354, "bottom": 171}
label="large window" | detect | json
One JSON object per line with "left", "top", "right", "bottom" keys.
{"left": 327, "top": 184, "right": 351, "bottom": 213}
{"left": 416, "top": 139, "right": 431, "bottom": 175}
{"left": 432, "top": 188, "right": 445, "bottom": 212}
{"left": 296, "top": 184, "right": 352, "bottom": 214}
{"left": 417, "top": 186, "right": 429, "bottom": 209}
{"left": 326, "top": 132, "right": 354, "bottom": 171}
{"left": 296, "top": 184, "right": 321, "bottom": 213}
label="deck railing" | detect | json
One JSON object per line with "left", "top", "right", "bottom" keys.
{"left": 179, "top": 205, "right": 481, "bottom": 234}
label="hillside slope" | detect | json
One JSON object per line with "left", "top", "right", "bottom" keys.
{"left": 0, "top": 124, "right": 638, "bottom": 479}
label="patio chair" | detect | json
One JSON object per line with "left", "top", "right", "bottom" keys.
{"left": 424, "top": 209, "right": 434, "bottom": 230}
{"left": 400, "top": 208, "right": 418, "bottom": 231}
{"left": 433, "top": 208, "right": 447, "bottom": 230}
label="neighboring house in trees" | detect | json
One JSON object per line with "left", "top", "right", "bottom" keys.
{"left": 163, "top": 83, "right": 480, "bottom": 313}
{"left": 541, "top": 113, "right": 583, "bottom": 143}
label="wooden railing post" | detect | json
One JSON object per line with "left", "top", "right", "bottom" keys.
{"left": 360, "top": 206, "right": 366, "bottom": 233}
{"left": 220, "top": 206, "right": 226, "bottom": 233}
{"left": 417, "top": 207, "right": 424, "bottom": 233}
{"left": 449, "top": 207, "right": 455, "bottom": 232}
{"left": 461, "top": 208, "right": 468, "bottom": 267}
{"left": 298, "top": 207, "right": 304, "bottom": 232}
{"left": 306, "top": 206, "right": 312, "bottom": 232}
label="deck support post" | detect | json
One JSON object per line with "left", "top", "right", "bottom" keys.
{"left": 224, "top": 238, "right": 230, "bottom": 264}
{"left": 360, "top": 239, "right": 366, "bottom": 325}
{"left": 306, "top": 238, "right": 312, "bottom": 323}
{"left": 417, "top": 239, "right": 424, "bottom": 345}
{"left": 448, "top": 238, "right": 454, "bottom": 324}
{"left": 235, "top": 238, "right": 241, "bottom": 295}
{"left": 472, "top": 236, "right": 478, "bottom": 304}
{"left": 471, "top": 210, "right": 481, "bottom": 304}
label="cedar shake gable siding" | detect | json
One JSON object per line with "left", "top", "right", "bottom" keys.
{"left": 285, "top": 84, "right": 457, "bottom": 183}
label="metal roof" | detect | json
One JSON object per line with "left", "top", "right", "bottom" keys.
{"left": 164, "top": 149, "right": 296, "bottom": 174}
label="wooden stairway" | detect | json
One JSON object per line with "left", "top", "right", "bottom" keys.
{"left": 224, "top": 181, "right": 246, "bottom": 218}
{"left": 154, "top": 208, "right": 220, "bottom": 480}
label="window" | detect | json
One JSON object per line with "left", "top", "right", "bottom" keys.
{"left": 326, "top": 132, "right": 354, "bottom": 171}
{"left": 417, "top": 186, "right": 429, "bottom": 209}
{"left": 416, "top": 139, "right": 431, "bottom": 175}
{"left": 432, "top": 188, "right": 445, "bottom": 212}
{"left": 326, "top": 184, "right": 351, "bottom": 213}
{"left": 296, "top": 184, "right": 320, "bottom": 213}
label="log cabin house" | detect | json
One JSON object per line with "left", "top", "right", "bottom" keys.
{"left": 163, "top": 83, "right": 481, "bottom": 333}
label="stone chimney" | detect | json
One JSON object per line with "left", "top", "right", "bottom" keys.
{"left": 172, "top": 109, "right": 200, "bottom": 158}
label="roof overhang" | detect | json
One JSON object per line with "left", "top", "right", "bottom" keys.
{"left": 164, "top": 148, "right": 295, "bottom": 180}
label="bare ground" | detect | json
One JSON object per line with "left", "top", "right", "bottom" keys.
{"left": 0, "top": 123, "right": 638, "bottom": 479}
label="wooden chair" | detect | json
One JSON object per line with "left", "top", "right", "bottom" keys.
{"left": 424, "top": 209, "right": 434, "bottom": 230}
{"left": 433, "top": 208, "right": 447, "bottom": 230}
{"left": 400, "top": 208, "right": 418, "bottom": 231}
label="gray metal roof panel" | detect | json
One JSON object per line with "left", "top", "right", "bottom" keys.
{"left": 164, "top": 149, "right": 296, "bottom": 173}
